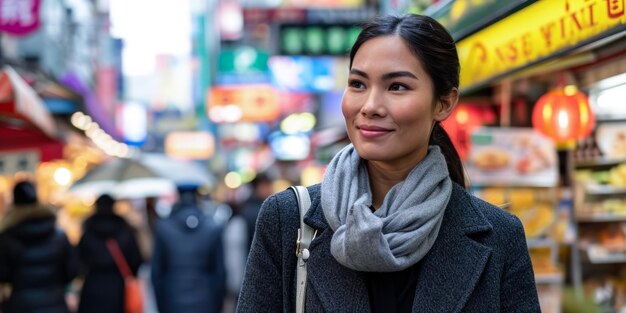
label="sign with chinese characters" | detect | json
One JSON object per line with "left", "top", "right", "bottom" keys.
{"left": 0, "top": 0, "right": 41, "bottom": 36}
{"left": 457, "top": 0, "right": 626, "bottom": 91}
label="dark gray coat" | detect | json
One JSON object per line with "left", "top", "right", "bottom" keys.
{"left": 237, "top": 183, "right": 541, "bottom": 313}
{"left": 151, "top": 205, "right": 226, "bottom": 313}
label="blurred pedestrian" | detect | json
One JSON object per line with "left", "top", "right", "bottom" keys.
{"left": 151, "top": 185, "right": 226, "bottom": 313}
{"left": 222, "top": 173, "right": 273, "bottom": 311}
{"left": 222, "top": 201, "right": 246, "bottom": 313}
{"left": 240, "top": 173, "right": 274, "bottom": 252}
{"left": 77, "top": 194, "right": 143, "bottom": 313}
{"left": 0, "top": 180, "right": 78, "bottom": 313}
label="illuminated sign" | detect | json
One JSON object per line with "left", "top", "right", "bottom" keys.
{"left": 0, "top": 0, "right": 41, "bottom": 36}
{"left": 269, "top": 56, "right": 348, "bottom": 92}
{"left": 117, "top": 102, "right": 147, "bottom": 146}
{"left": 282, "top": 0, "right": 364, "bottom": 8}
{"left": 279, "top": 24, "right": 361, "bottom": 55}
{"left": 458, "top": 0, "right": 626, "bottom": 91}
{"left": 268, "top": 132, "right": 310, "bottom": 161}
{"left": 165, "top": 131, "right": 215, "bottom": 160}
{"left": 207, "top": 85, "right": 280, "bottom": 123}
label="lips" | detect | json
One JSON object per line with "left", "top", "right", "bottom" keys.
{"left": 357, "top": 125, "right": 392, "bottom": 138}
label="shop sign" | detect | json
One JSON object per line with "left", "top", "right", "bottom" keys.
{"left": 207, "top": 84, "right": 279, "bottom": 123}
{"left": 458, "top": 0, "right": 626, "bottom": 91}
{"left": 217, "top": 47, "right": 270, "bottom": 85}
{"left": 243, "top": 8, "right": 306, "bottom": 24}
{"left": 269, "top": 56, "right": 348, "bottom": 92}
{"left": 218, "top": 47, "right": 269, "bottom": 74}
{"left": 426, "top": 0, "right": 531, "bottom": 40}
{"left": 282, "top": 0, "right": 364, "bottom": 8}
{"left": 164, "top": 131, "right": 215, "bottom": 160}
{"left": 305, "top": 7, "right": 377, "bottom": 24}
{"left": 278, "top": 24, "right": 361, "bottom": 56}
{"left": 0, "top": 150, "right": 39, "bottom": 175}
{"left": 0, "top": 0, "right": 41, "bottom": 36}
{"left": 467, "top": 127, "right": 558, "bottom": 187}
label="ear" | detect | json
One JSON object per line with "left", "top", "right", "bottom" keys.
{"left": 434, "top": 87, "right": 459, "bottom": 122}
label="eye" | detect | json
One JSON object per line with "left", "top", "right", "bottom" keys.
{"left": 348, "top": 79, "right": 365, "bottom": 89}
{"left": 389, "top": 83, "right": 409, "bottom": 91}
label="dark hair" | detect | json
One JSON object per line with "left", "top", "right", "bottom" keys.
{"left": 349, "top": 14, "right": 465, "bottom": 188}
{"left": 13, "top": 181, "right": 38, "bottom": 205}
{"left": 250, "top": 173, "right": 272, "bottom": 189}
{"left": 95, "top": 194, "right": 115, "bottom": 214}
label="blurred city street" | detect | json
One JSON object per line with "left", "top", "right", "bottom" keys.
{"left": 2, "top": 0, "right": 626, "bottom": 312}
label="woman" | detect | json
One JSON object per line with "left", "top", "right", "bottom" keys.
{"left": 237, "top": 14, "right": 540, "bottom": 313}
{"left": 0, "top": 181, "right": 78, "bottom": 313}
{"left": 77, "top": 194, "right": 143, "bottom": 313}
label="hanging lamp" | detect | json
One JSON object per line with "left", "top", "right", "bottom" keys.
{"left": 531, "top": 85, "right": 595, "bottom": 150}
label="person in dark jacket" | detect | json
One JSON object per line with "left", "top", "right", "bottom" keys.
{"left": 237, "top": 14, "right": 540, "bottom": 313}
{"left": 77, "top": 194, "right": 143, "bottom": 313}
{"left": 0, "top": 180, "right": 78, "bottom": 313}
{"left": 151, "top": 185, "right": 226, "bottom": 313}
{"left": 240, "top": 173, "right": 274, "bottom": 252}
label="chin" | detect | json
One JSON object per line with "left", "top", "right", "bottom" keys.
{"left": 353, "top": 145, "right": 389, "bottom": 162}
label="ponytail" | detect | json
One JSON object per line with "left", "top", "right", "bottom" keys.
{"left": 430, "top": 123, "right": 466, "bottom": 188}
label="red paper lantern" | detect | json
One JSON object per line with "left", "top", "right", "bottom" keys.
{"left": 531, "top": 85, "right": 595, "bottom": 148}
{"left": 442, "top": 104, "right": 493, "bottom": 160}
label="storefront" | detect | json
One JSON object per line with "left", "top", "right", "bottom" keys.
{"left": 423, "top": 0, "right": 626, "bottom": 312}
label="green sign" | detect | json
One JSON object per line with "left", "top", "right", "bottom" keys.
{"left": 279, "top": 24, "right": 361, "bottom": 56}
{"left": 218, "top": 47, "right": 270, "bottom": 73}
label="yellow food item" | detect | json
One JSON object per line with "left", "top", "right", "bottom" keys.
{"left": 510, "top": 203, "right": 555, "bottom": 238}
{"left": 609, "top": 163, "right": 626, "bottom": 187}
{"left": 509, "top": 189, "right": 535, "bottom": 209}
{"left": 471, "top": 148, "right": 511, "bottom": 170}
{"left": 480, "top": 188, "right": 506, "bottom": 207}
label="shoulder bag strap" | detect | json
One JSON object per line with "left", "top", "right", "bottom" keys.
{"left": 106, "top": 238, "right": 132, "bottom": 279}
{"left": 290, "top": 186, "right": 313, "bottom": 313}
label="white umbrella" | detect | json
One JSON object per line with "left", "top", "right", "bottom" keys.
{"left": 140, "top": 153, "right": 216, "bottom": 188}
{"left": 69, "top": 157, "right": 177, "bottom": 199}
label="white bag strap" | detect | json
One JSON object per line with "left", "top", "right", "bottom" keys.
{"left": 290, "top": 186, "right": 314, "bottom": 313}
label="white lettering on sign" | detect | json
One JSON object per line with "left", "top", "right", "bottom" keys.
{"left": 1, "top": 0, "right": 34, "bottom": 26}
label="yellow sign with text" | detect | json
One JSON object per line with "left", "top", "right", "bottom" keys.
{"left": 458, "top": 0, "right": 626, "bottom": 90}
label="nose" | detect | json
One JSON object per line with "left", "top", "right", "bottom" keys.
{"left": 360, "top": 88, "right": 385, "bottom": 118}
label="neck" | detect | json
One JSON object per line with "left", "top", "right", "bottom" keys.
{"left": 367, "top": 161, "right": 413, "bottom": 209}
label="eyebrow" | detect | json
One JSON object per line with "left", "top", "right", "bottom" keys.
{"left": 349, "top": 69, "right": 419, "bottom": 80}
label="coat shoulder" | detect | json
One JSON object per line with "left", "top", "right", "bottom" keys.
{"left": 259, "top": 184, "right": 321, "bottom": 223}
{"left": 470, "top": 193, "right": 524, "bottom": 232}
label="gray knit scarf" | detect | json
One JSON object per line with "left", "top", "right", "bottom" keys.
{"left": 321, "top": 144, "right": 452, "bottom": 272}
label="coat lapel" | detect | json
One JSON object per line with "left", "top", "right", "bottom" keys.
{"left": 303, "top": 185, "right": 371, "bottom": 312}
{"left": 306, "top": 228, "right": 371, "bottom": 312}
{"left": 412, "top": 185, "right": 493, "bottom": 313}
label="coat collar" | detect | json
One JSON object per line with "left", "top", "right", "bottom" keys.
{"left": 303, "top": 183, "right": 493, "bottom": 313}
{"left": 0, "top": 203, "right": 55, "bottom": 233}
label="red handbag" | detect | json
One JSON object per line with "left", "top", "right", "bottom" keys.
{"left": 106, "top": 239, "right": 143, "bottom": 313}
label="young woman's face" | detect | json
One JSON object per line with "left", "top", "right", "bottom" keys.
{"left": 342, "top": 35, "right": 451, "bottom": 168}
